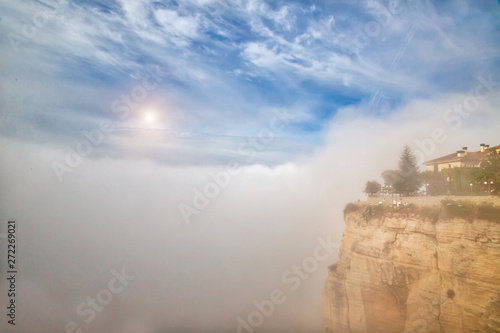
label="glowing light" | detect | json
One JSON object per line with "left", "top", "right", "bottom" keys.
{"left": 143, "top": 111, "right": 157, "bottom": 124}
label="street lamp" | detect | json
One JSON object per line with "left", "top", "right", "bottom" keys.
{"left": 470, "top": 183, "right": 473, "bottom": 194}
{"left": 485, "top": 181, "right": 494, "bottom": 195}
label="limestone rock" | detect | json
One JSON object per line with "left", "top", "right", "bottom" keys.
{"left": 323, "top": 209, "right": 500, "bottom": 333}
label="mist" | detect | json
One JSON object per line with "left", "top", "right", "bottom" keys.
{"left": 1, "top": 90, "right": 499, "bottom": 332}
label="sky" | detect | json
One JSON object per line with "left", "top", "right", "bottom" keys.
{"left": 0, "top": 0, "right": 500, "bottom": 332}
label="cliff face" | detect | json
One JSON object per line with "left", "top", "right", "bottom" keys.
{"left": 322, "top": 208, "right": 500, "bottom": 333}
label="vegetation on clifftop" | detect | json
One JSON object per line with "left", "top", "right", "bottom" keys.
{"left": 441, "top": 199, "right": 500, "bottom": 222}
{"left": 343, "top": 202, "right": 360, "bottom": 216}
{"left": 344, "top": 200, "right": 500, "bottom": 223}
{"left": 365, "top": 145, "right": 500, "bottom": 196}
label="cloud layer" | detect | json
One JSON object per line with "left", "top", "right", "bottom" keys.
{"left": 1, "top": 90, "right": 499, "bottom": 332}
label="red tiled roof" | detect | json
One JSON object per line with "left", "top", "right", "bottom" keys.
{"left": 423, "top": 145, "right": 499, "bottom": 166}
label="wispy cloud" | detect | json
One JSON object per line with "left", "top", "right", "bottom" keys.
{"left": 0, "top": 0, "right": 499, "bottom": 164}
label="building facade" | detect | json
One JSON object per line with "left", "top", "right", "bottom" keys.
{"left": 423, "top": 143, "right": 500, "bottom": 172}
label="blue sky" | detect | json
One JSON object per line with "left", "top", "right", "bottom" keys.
{"left": 1, "top": 0, "right": 500, "bottom": 164}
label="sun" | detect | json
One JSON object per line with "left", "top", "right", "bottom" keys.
{"left": 144, "top": 111, "right": 157, "bottom": 124}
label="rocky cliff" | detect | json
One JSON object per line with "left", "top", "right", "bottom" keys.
{"left": 322, "top": 202, "right": 500, "bottom": 333}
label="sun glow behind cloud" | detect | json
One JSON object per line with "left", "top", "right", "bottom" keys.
{"left": 144, "top": 110, "right": 156, "bottom": 124}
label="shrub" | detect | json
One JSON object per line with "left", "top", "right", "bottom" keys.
{"left": 362, "top": 205, "right": 385, "bottom": 221}
{"left": 441, "top": 199, "right": 500, "bottom": 223}
{"left": 476, "top": 203, "right": 500, "bottom": 222}
{"left": 417, "top": 206, "right": 441, "bottom": 223}
{"left": 398, "top": 203, "right": 417, "bottom": 214}
{"left": 441, "top": 199, "right": 476, "bottom": 221}
{"left": 343, "top": 203, "right": 360, "bottom": 216}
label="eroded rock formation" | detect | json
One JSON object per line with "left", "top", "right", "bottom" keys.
{"left": 323, "top": 206, "right": 500, "bottom": 333}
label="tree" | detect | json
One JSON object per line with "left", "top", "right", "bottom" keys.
{"left": 393, "top": 145, "right": 422, "bottom": 195}
{"left": 382, "top": 169, "right": 399, "bottom": 189}
{"left": 440, "top": 167, "right": 483, "bottom": 195}
{"left": 477, "top": 149, "right": 500, "bottom": 195}
{"left": 364, "top": 180, "right": 381, "bottom": 196}
{"left": 421, "top": 170, "right": 448, "bottom": 195}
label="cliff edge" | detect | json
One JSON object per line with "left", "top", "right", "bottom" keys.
{"left": 323, "top": 200, "right": 500, "bottom": 333}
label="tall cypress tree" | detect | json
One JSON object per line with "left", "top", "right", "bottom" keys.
{"left": 394, "top": 145, "right": 422, "bottom": 195}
